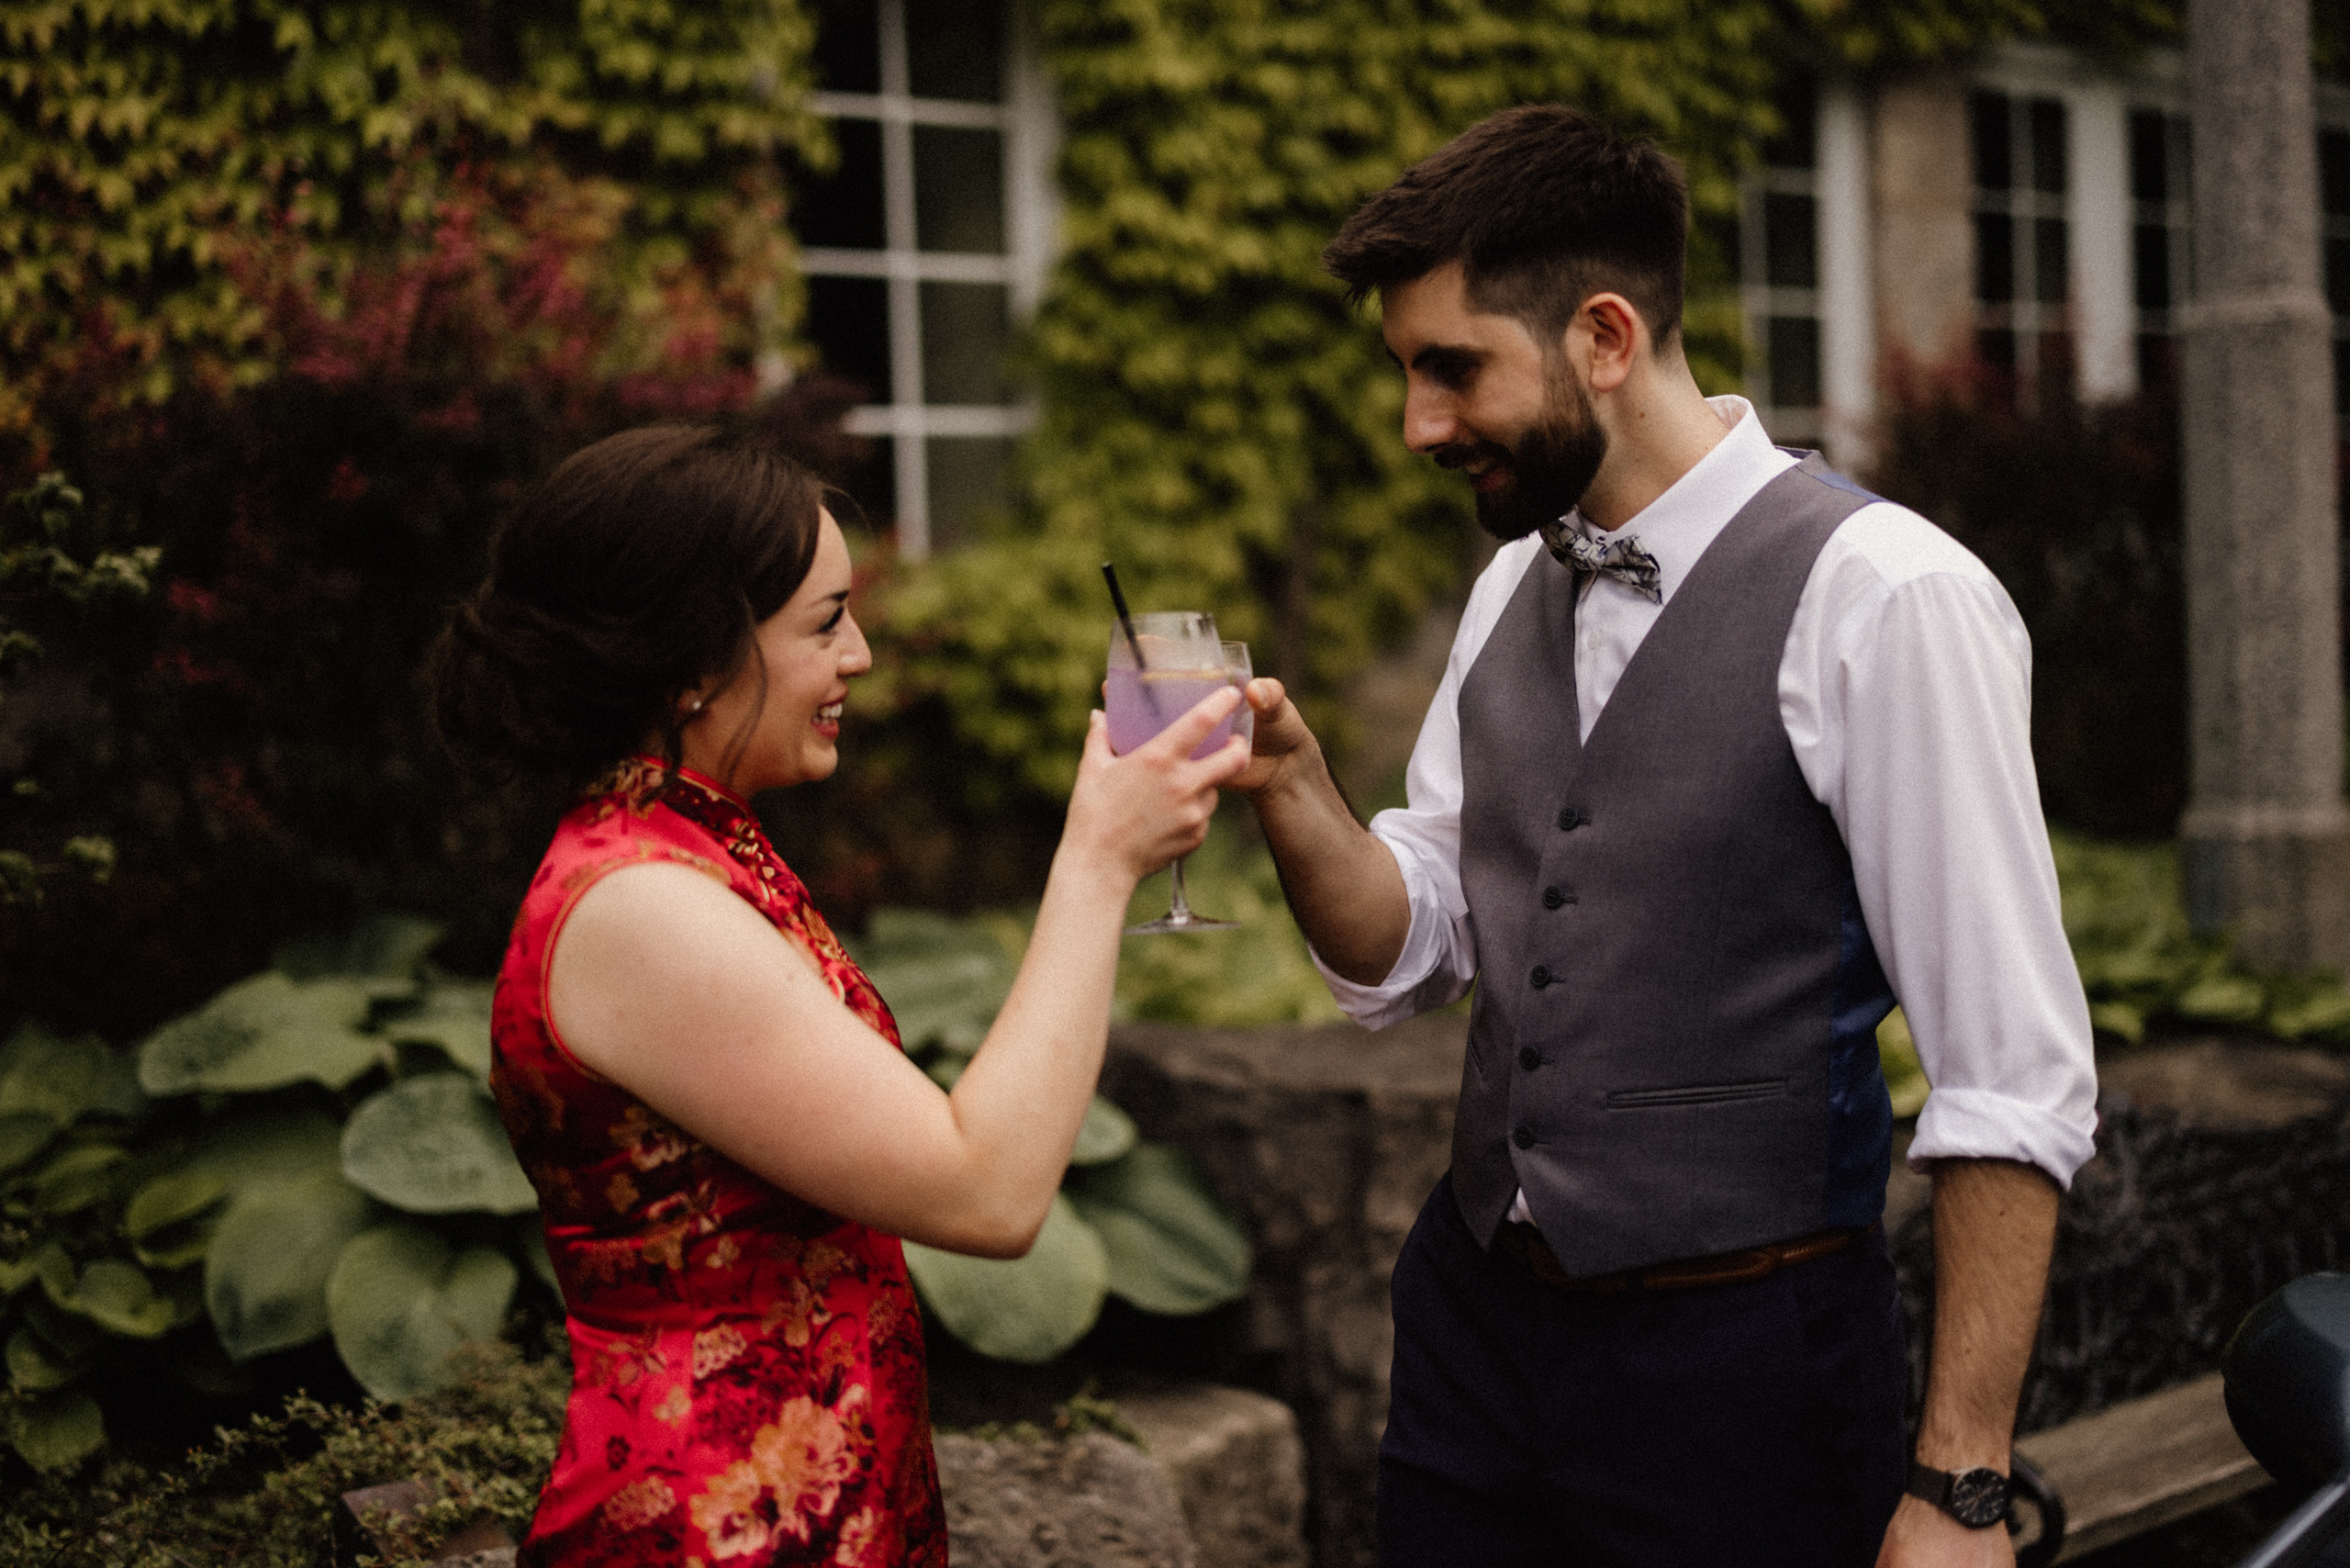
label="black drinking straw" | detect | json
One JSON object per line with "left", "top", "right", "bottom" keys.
{"left": 1102, "top": 562, "right": 1148, "bottom": 672}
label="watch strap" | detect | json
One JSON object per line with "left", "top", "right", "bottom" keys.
{"left": 1906, "top": 1459, "right": 2010, "bottom": 1529}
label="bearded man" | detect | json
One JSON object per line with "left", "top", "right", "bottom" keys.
{"left": 1227, "top": 106, "right": 2098, "bottom": 1566}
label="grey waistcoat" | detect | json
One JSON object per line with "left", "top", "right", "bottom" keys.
{"left": 1449, "top": 454, "right": 1896, "bottom": 1276}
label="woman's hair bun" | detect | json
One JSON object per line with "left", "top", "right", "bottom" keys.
{"left": 430, "top": 422, "right": 825, "bottom": 783}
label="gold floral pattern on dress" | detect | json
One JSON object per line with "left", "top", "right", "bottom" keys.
{"left": 495, "top": 759, "right": 945, "bottom": 1568}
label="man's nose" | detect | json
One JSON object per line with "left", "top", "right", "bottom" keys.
{"left": 1402, "top": 386, "right": 1458, "bottom": 455}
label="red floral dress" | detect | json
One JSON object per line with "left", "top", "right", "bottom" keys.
{"left": 490, "top": 759, "right": 946, "bottom": 1568}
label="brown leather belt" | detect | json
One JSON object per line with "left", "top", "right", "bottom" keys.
{"left": 1494, "top": 1221, "right": 1867, "bottom": 1294}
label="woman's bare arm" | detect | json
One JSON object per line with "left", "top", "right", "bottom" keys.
{"left": 548, "top": 691, "right": 1247, "bottom": 1256}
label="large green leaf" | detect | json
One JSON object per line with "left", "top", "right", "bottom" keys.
{"left": 901, "top": 1193, "right": 1108, "bottom": 1363}
{"left": 206, "top": 1168, "right": 375, "bottom": 1360}
{"left": 0, "top": 1113, "right": 57, "bottom": 1175}
{"left": 1069, "top": 1097, "right": 1138, "bottom": 1167}
{"left": 341, "top": 1074, "right": 536, "bottom": 1215}
{"left": 379, "top": 981, "right": 494, "bottom": 1078}
{"left": 1066, "top": 1144, "right": 1250, "bottom": 1316}
{"left": 126, "top": 1169, "right": 229, "bottom": 1269}
{"left": 11, "top": 1389, "right": 103, "bottom": 1472}
{"left": 512, "top": 1216, "right": 559, "bottom": 1294}
{"left": 274, "top": 914, "right": 445, "bottom": 983}
{"left": 30, "top": 1144, "right": 127, "bottom": 1215}
{"left": 850, "top": 909, "right": 1019, "bottom": 1057}
{"left": 184, "top": 1103, "right": 345, "bottom": 1194}
{"left": 326, "top": 1222, "right": 517, "bottom": 1400}
{"left": 63, "top": 1259, "right": 176, "bottom": 1338}
{"left": 0, "top": 1025, "right": 141, "bottom": 1127}
{"left": 6, "top": 1326, "right": 84, "bottom": 1392}
{"left": 137, "top": 972, "right": 384, "bottom": 1096}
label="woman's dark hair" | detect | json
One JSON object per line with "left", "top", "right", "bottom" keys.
{"left": 1323, "top": 104, "right": 1690, "bottom": 349}
{"left": 431, "top": 421, "right": 826, "bottom": 785}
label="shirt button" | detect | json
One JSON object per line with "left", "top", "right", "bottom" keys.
{"left": 1557, "top": 807, "right": 1583, "bottom": 831}
{"left": 1530, "top": 965, "right": 1551, "bottom": 990}
{"left": 1518, "top": 1046, "right": 1541, "bottom": 1071}
{"left": 1513, "top": 1126, "right": 1537, "bottom": 1149}
{"left": 1542, "top": 886, "right": 1567, "bottom": 909}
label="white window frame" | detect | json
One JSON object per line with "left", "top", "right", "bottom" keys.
{"left": 802, "top": 0, "right": 1059, "bottom": 559}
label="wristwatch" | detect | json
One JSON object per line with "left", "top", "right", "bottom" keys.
{"left": 1906, "top": 1460, "right": 2011, "bottom": 1529}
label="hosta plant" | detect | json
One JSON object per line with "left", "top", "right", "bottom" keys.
{"left": 0, "top": 916, "right": 550, "bottom": 1472}
{"left": 849, "top": 910, "right": 1253, "bottom": 1364}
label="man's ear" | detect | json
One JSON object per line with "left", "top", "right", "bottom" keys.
{"left": 1576, "top": 293, "right": 1644, "bottom": 395}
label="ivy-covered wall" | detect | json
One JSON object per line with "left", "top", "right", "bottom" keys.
{"left": 864, "top": 0, "right": 2233, "bottom": 807}
{"left": 0, "top": 0, "right": 825, "bottom": 433}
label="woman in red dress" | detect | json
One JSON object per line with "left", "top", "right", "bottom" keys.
{"left": 431, "top": 424, "right": 1246, "bottom": 1565}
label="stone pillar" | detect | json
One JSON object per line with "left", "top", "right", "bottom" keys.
{"left": 2178, "top": 0, "right": 2350, "bottom": 972}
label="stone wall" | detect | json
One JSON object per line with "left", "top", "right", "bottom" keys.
{"left": 1102, "top": 1013, "right": 1467, "bottom": 1568}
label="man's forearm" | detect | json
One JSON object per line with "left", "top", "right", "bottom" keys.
{"left": 1916, "top": 1158, "right": 2060, "bottom": 1469}
{"left": 1248, "top": 737, "right": 1412, "bottom": 985}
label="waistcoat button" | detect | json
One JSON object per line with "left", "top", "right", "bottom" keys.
{"left": 1541, "top": 886, "right": 1567, "bottom": 909}
{"left": 1517, "top": 1046, "right": 1541, "bottom": 1071}
{"left": 1513, "top": 1126, "right": 1536, "bottom": 1149}
{"left": 1557, "top": 807, "right": 1583, "bottom": 831}
{"left": 1529, "top": 965, "right": 1551, "bottom": 989}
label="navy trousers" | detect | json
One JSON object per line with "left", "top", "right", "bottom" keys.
{"left": 1378, "top": 1176, "right": 1908, "bottom": 1567}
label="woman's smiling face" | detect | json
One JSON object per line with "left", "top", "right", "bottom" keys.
{"left": 681, "top": 508, "right": 869, "bottom": 794}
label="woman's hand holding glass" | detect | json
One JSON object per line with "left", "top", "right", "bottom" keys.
{"left": 1061, "top": 683, "right": 1251, "bottom": 892}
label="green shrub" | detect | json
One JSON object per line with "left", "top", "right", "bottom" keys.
{"left": 0, "top": 1336, "right": 568, "bottom": 1568}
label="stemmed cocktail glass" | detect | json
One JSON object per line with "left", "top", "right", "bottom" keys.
{"left": 1103, "top": 613, "right": 1253, "bottom": 935}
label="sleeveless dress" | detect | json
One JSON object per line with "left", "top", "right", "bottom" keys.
{"left": 489, "top": 757, "right": 947, "bottom": 1567}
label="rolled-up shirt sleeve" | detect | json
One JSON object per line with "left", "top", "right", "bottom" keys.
{"left": 1794, "top": 507, "right": 2100, "bottom": 1189}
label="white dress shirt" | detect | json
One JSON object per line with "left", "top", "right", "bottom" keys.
{"left": 1318, "top": 397, "right": 2099, "bottom": 1201}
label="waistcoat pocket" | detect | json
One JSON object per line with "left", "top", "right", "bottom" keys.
{"left": 1606, "top": 1078, "right": 1789, "bottom": 1110}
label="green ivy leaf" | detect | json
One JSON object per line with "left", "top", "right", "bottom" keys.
{"left": 184, "top": 1103, "right": 345, "bottom": 1194}
{"left": 274, "top": 913, "right": 446, "bottom": 982}
{"left": 326, "top": 1222, "right": 518, "bottom": 1401}
{"left": 0, "top": 1024, "right": 142, "bottom": 1127}
{"left": 1065, "top": 1144, "right": 1249, "bottom": 1317}
{"left": 902, "top": 1193, "right": 1108, "bottom": 1363}
{"left": 0, "top": 1113, "right": 58, "bottom": 1175}
{"left": 1069, "top": 1096, "right": 1138, "bottom": 1167}
{"left": 138, "top": 972, "right": 384, "bottom": 1095}
{"left": 10, "top": 1388, "right": 104, "bottom": 1472}
{"left": 340, "top": 1073, "right": 537, "bottom": 1215}
{"left": 206, "top": 1168, "right": 376, "bottom": 1361}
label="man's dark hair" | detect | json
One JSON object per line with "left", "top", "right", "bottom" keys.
{"left": 1323, "top": 105, "right": 1689, "bottom": 349}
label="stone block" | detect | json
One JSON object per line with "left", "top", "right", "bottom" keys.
{"left": 1119, "top": 1383, "right": 1308, "bottom": 1568}
{"left": 936, "top": 1430, "right": 1195, "bottom": 1568}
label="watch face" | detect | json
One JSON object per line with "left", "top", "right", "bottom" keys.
{"left": 1946, "top": 1468, "right": 2010, "bottom": 1529}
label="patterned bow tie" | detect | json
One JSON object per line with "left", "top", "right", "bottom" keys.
{"left": 1539, "top": 516, "right": 1663, "bottom": 604}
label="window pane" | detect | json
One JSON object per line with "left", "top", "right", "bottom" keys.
{"left": 2130, "top": 109, "right": 2168, "bottom": 203}
{"left": 2327, "top": 236, "right": 2350, "bottom": 316}
{"left": 799, "top": 118, "right": 886, "bottom": 249}
{"left": 1763, "top": 79, "right": 1817, "bottom": 170}
{"left": 2036, "top": 331, "right": 2073, "bottom": 387}
{"left": 1975, "top": 213, "right": 2015, "bottom": 303}
{"left": 2336, "top": 342, "right": 2348, "bottom": 428}
{"left": 926, "top": 438, "right": 1013, "bottom": 549}
{"left": 906, "top": 0, "right": 1003, "bottom": 103}
{"left": 1976, "top": 329, "right": 2017, "bottom": 370}
{"left": 1971, "top": 93, "right": 2012, "bottom": 190}
{"left": 2028, "top": 99, "right": 2067, "bottom": 194}
{"left": 920, "top": 282, "right": 1010, "bottom": 404}
{"left": 2322, "top": 129, "right": 2350, "bottom": 218}
{"left": 2033, "top": 218, "right": 2068, "bottom": 305}
{"left": 1766, "top": 317, "right": 1821, "bottom": 409}
{"left": 1763, "top": 193, "right": 1818, "bottom": 289}
{"left": 2136, "top": 333, "right": 2176, "bottom": 392}
{"left": 814, "top": 0, "right": 880, "bottom": 93}
{"left": 2134, "top": 224, "right": 2172, "bottom": 310}
{"left": 914, "top": 126, "right": 1005, "bottom": 253}
{"left": 804, "top": 275, "right": 892, "bottom": 402}
{"left": 837, "top": 436, "right": 896, "bottom": 532}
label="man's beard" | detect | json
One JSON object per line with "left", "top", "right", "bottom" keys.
{"left": 1441, "top": 374, "right": 1608, "bottom": 543}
